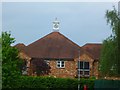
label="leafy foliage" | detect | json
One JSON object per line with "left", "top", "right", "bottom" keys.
{"left": 0, "top": 34, "right": 2, "bottom": 89}
{"left": 15, "top": 76, "right": 94, "bottom": 89}
{"left": 99, "top": 7, "right": 120, "bottom": 77}
{"left": 2, "top": 31, "right": 22, "bottom": 88}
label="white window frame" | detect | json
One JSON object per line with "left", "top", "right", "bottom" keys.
{"left": 56, "top": 60, "right": 65, "bottom": 68}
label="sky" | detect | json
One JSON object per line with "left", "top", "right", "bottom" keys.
{"left": 2, "top": 2, "right": 118, "bottom": 46}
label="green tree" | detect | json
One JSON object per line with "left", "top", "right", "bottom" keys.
{"left": 0, "top": 34, "right": 2, "bottom": 89}
{"left": 100, "top": 7, "right": 120, "bottom": 77}
{"left": 2, "top": 31, "right": 22, "bottom": 88}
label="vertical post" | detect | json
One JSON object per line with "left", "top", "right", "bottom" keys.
{"left": 78, "top": 50, "right": 80, "bottom": 90}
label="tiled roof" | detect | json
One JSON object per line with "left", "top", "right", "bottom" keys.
{"left": 15, "top": 32, "right": 102, "bottom": 60}
{"left": 14, "top": 43, "right": 26, "bottom": 52}
{"left": 20, "top": 32, "right": 80, "bottom": 59}
{"left": 14, "top": 43, "right": 25, "bottom": 48}
{"left": 82, "top": 43, "right": 102, "bottom": 60}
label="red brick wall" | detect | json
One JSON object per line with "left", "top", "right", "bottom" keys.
{"left": 75, "top": 54, "right": 94, "bottom": 77}
{"left": 49, "top": 60, "right": 76, "bottom": 78}
{"left": 47, "top": 54, "right": 99, "bottom": 78}
{"left": 19, "top": 52, "right": 99, "bottom": 78}
{"left": 93, "top": 61, "right": 99, "bottom": 78}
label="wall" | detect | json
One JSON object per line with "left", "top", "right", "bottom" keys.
{"left": 48, "top": 54, "right": 99, "bottom": 78}
{"left": 19, "top": 52, "right": 99, "bottom": 78}
{"left": 49, "top": 60, "right": 76, "bottom": 78}
{"left": 75, "top": 54, "right": 99, "bottom": 78}
{"left": 93, "top": 61, "right": 99, "bottom": 78}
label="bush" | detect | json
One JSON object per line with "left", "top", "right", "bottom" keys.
{"left": 78, "top": 78, "right": 95, "bottom": 90}
{"left": 3, "top": 76, "right": 95, "bottom": 89}
{"left": 18, "top": 76, "right": 78, "bottom": 89}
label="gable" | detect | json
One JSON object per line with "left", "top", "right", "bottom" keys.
{"left": 25, "top": 32, "right": 81, "bottom": 59}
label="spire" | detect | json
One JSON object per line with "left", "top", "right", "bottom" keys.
{"left": 53, "top": 18, "right": 60, "bottom": 32}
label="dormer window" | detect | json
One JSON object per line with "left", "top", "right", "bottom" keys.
{"left": 56, "top": 61, "right": 65, "bottom": 68}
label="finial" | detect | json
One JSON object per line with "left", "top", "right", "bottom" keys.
{"left": 53, "top": 18, "right": 60, "bottom": 32}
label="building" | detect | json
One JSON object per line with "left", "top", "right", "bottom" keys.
{"left": 15, "top": 18, "right": 102, "bottom": 78}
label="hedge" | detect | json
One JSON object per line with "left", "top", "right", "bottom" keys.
{"left": 2, "top": 76, "right": 95, "bottom": 89}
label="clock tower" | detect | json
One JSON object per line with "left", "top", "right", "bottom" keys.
{"left": 53, "top": 18, "right": 60, "bottom": 32}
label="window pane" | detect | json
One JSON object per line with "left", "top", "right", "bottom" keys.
{"left": 77, "top": 70, "right": 83, "bottom": 75}
{"left": 78, "top": 61, "right": 84, "bottom": 69}
{"left": 61, "top": 61, "right": 64, "bottom": 64}
{"left": 84, "top": 71, "right": 89, "bottom": 75}
{"left": 57, "top": 61, "right": 60, "bottom": 64}
{"left": 61, "top": 64, "right": 64, "bottom": 67}
{"left": 80, "top": 71, "right": 83, "bottom": 75}
{"left": 57, "top": 64, "right": 60, "bottom": 67}
{"left": 80, "top": 62, "right": 83, "bottom": 69}
{"left": 57, "top": 61, "right": 60, "bottom": 67}
{"left": 61, "top": 61, "right": 64, "bottom": 67}
{"left": 77, "top": 61, "right": 80, "bottom": 68}
{"left": 84, "top": 62, "right": 89, "bottom": 69}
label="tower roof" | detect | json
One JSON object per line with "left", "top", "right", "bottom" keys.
{"left": 24, "top": 32, "right": 80, "bottom": 59}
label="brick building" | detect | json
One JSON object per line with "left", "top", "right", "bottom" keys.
{"left": 15, "top": 19, "right": 102, "bottom": 78}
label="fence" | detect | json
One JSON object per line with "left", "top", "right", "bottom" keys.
{"left": 94, "top": 80, "right": 120, "bottom": 90}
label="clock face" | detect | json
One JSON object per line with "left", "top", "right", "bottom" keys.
{"left": 54, "top": 24, "right": 58, "bottom": 28}
{"left": 53, "top": 19, "right": 59, "bottom": 30}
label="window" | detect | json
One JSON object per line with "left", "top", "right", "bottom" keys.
{"left": 57, "top": 61, "right": 65, "bottom": 68}
{"left": 80, "top": 62, "right": 83, "bottom": 69}
{"left": 84, "top": 62, "right": 89, "bottom": 69}
{"left": 44, "top": 60, "right": 50, "bottom": 65}
{"left": 77, "top": 61, "right": 90, "bottom": 77}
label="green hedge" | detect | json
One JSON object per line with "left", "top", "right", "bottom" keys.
{"left": 3, "top": 76, "right": 95, "bottom": 89}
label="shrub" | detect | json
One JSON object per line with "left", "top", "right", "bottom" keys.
{"left": 78, "top": 78, "right": 95, "bottom": 90}
{"left": 3, "top": 76, "right": 95, "bottom": 89}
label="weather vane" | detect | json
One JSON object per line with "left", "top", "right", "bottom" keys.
{"left": 53, "top": 18, "right": 60, "bottom": 32}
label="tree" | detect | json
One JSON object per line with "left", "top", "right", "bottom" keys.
{"left": 0, "top": 34, "right": 2, "bottom": 89}
{"left": 2, "top": 31, "right": 22, "bottom": 88}
{"left": 99, "top": 7, "right": 120, "bottom": 77}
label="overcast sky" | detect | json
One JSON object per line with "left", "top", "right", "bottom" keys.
{"left": 2, "top": 2, "right": 118, "bottom": 46}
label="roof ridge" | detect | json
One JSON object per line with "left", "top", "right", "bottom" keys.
{"left": 84, "top": 43, "right": 102, "bottom": 45}
{"left": 82, "top": 43, "right": 102, "bottom": 47}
